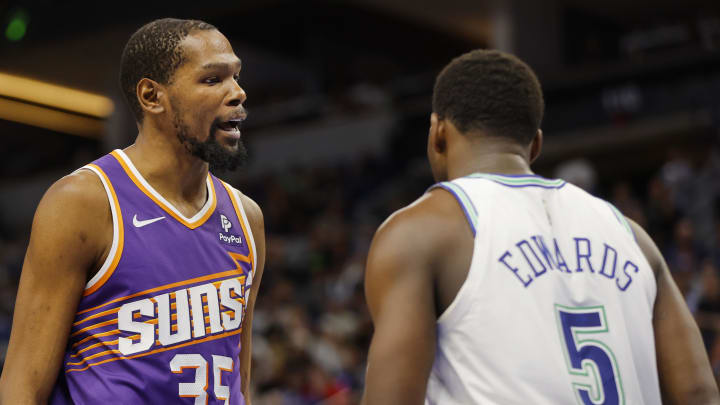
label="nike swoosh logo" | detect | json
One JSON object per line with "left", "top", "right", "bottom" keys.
{"left": 133, "top": 214, "right": 166, "bottom": 228}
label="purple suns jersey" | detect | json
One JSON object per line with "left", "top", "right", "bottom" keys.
{"left": 49, "top": 149, "right": 256, "bottom": 405}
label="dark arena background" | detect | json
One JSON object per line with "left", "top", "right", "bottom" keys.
{"left": 1, "top": 0, "right": 720, "bottom": 402}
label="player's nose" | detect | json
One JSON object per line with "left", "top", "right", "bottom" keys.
{"left": 227, "top": 81, "right": 247, "bottom": 107}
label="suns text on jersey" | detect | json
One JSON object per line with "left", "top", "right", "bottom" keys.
{"left": 498, "top": 235, "right": 641, "bottom": 291}
{"left": 116, "top": 277, "right": 246, "bottom": 355}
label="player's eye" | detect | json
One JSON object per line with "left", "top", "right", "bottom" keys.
{"left": 233, "top": 74, "right": 241, "bottom": 83}
{"left": 203, "top": 77, "right": 220, "bottom": 85}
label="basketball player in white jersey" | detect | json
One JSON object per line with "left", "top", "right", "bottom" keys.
{"left": 362, "top": 50, "right": 720, "bottom": 404}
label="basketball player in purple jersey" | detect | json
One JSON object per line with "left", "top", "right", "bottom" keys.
{"left": 362, "top": 50, "right": 719, "bottom": 404}
{"left": 0, "top": 19, "right": 265, "bottom": 404}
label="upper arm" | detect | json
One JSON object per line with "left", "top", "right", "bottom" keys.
{"left": 628, "top": 218, "right": 720, "bottom": 405}
{"left": 237, "top": 193, "right": 265, "bottom": 399}
{"left": 240, "top": 193, "right": 266, "bottom": 307}
{"left": 362, "top": 196, "right": 451, "bottom": 405}
{"left": 0, "top": 170, "right": 110, "bottom": 403}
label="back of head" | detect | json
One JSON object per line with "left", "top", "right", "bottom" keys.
{"left": 120, "top": 18, "right": 217, "bottom": 123}
{"left": 432, "top": 49, "right": 544, "bottom": 145}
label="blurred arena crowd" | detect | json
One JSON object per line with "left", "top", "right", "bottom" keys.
{"left": 0, "top": 140, "right": 719, "bottom": 404}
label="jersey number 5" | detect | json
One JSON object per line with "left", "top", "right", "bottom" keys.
{"left": 555, "top": 305, "right": 625, "bottom": 405}
{"left": 170, "top": 353, "right": 234, "bottom": 405}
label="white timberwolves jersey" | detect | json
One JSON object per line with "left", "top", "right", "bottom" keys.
{"left": 425, "top": 173, "right": 661, "bottom": 405}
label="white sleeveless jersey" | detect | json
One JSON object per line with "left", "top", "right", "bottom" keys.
{"left": 425, "top": 173, "right": 661, "bottom": 405}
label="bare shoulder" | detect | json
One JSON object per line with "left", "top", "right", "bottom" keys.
{"left": 27, "top": 168, "right": 111, "bottom": 279}
{"left": 48, "top": 168, "right": 106, "bottom": 200}
{"left": 233, "top": 188, "right": 265, "bottom": 274}
{"left": 233, "top": 189, "right": 264, "bottom": 253}
{"left": 236, "top": 191, "right": 263, "bottom": 229}
{"left": 625, "top": 216, "right": 662, "bottom": 279}
{"left": 35, "top": 169, "right": 109, "bottom": 229}
{"left": 368, "top": 188, "right": 470, "bottom": 277}
{"left": 373, "top": 189, "right": 469, "bottom": 253}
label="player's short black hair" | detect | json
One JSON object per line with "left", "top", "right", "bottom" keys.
{"left": 120, "top": 18, "right": 217, "bottom": 123}
{"left": 432, "top": 49, "right": 544, "bottom": 145}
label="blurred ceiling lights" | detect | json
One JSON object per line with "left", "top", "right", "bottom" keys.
{"left": 0, "top": 72, "right": 113, "bottom": 138}
{"left": 0, "top": 72, "right": 114, "bottom": 117}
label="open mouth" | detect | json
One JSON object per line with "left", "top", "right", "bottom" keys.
{"left": 216, "top": 119, "right": 242, "bottom": 138}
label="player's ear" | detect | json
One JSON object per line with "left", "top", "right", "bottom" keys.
{"left": 529, "top": 129, "right": 543, "bottom": 164}
{"left": 137, "top": 78, "right": 166, "bottom": 116}
{"left": 430, "top": 113, "right": 447, "bottom": 154}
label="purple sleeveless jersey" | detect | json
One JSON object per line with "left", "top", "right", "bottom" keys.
{"left": 50, "top": 150, "right": 255, "bottom": 405}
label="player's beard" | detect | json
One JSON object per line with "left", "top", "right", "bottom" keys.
{"left": 173, "top": 112, "right": 248, "bottom": 173}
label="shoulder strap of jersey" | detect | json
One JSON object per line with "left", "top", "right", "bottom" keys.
{"left": 73, "top": 164, "right": 124, "bottom": 296}
{"left": 218, "top": 180, "right": 258, "bottom": 281}
{"left": 427, "top": 181, "right": 479, "bottom": 237}
{"left": 603, "top": 200, "right": 637, "bottom": 241}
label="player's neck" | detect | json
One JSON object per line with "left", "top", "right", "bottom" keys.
{"left": 447, "top": 142, "right": 533, "bottom": 180}
{"left": 124, "top": 129, "right": 209, "bottom": 208}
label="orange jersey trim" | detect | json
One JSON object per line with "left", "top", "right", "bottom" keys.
{"left": 216, "top": 359, "right": 235, "bottom": 401}
{"left": 73, "top": 303, "right": 242, "bottom": 349}
{"left": 71, "top": 272, "right": 246, "bottom": 349}
{"left": 75, "top": 262, "right": 249, "bottom": 318}
{"left": 221, "top": 182, "right": 255, "bottom": 274}
{"left": 67, "top": 349, "right": 123, "bottom": 365}
{"left": 70, "top": 320, "right": 231, "bottom": 364}
{"left": 72, "top": 330, "right": 120, "bottom": 349}
{"left": 73, "top": 306, "right": 240, "bottom": 352}
{"left": 71, "top": 319, "right": 117, "bottom": 337}
{"left": 83, "top": 164, "right": 124, "bottom": 296}
{"left": 66, "top": 328, "right": 243, "bottom": 372}
{"left": 73, "top": 306, "right": 121, "bottom": 327}
{"left": 70, "top": 339, "right": 119, "bottom": 358}
{"left": 110, "top": 150, "right": 216, "bottom": 230}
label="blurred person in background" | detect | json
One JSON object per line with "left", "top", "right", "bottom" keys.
{"left": 0, "top": 18, "right": 265, "bottom": 405}
{"left": 362, "top": 49, "right": 719, "bottom": 404}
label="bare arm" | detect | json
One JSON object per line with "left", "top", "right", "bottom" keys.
{"left": 0, "top": 171, "right": 110, "bottom": 404}
{"left": 628, "top": 219, "right": 720, "bottom": 405}
{"left": 362, "top": 190, "right": 470, "bottom": 405}
{"left": 238, "top": 194, "right": 266, "bottom": 405}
